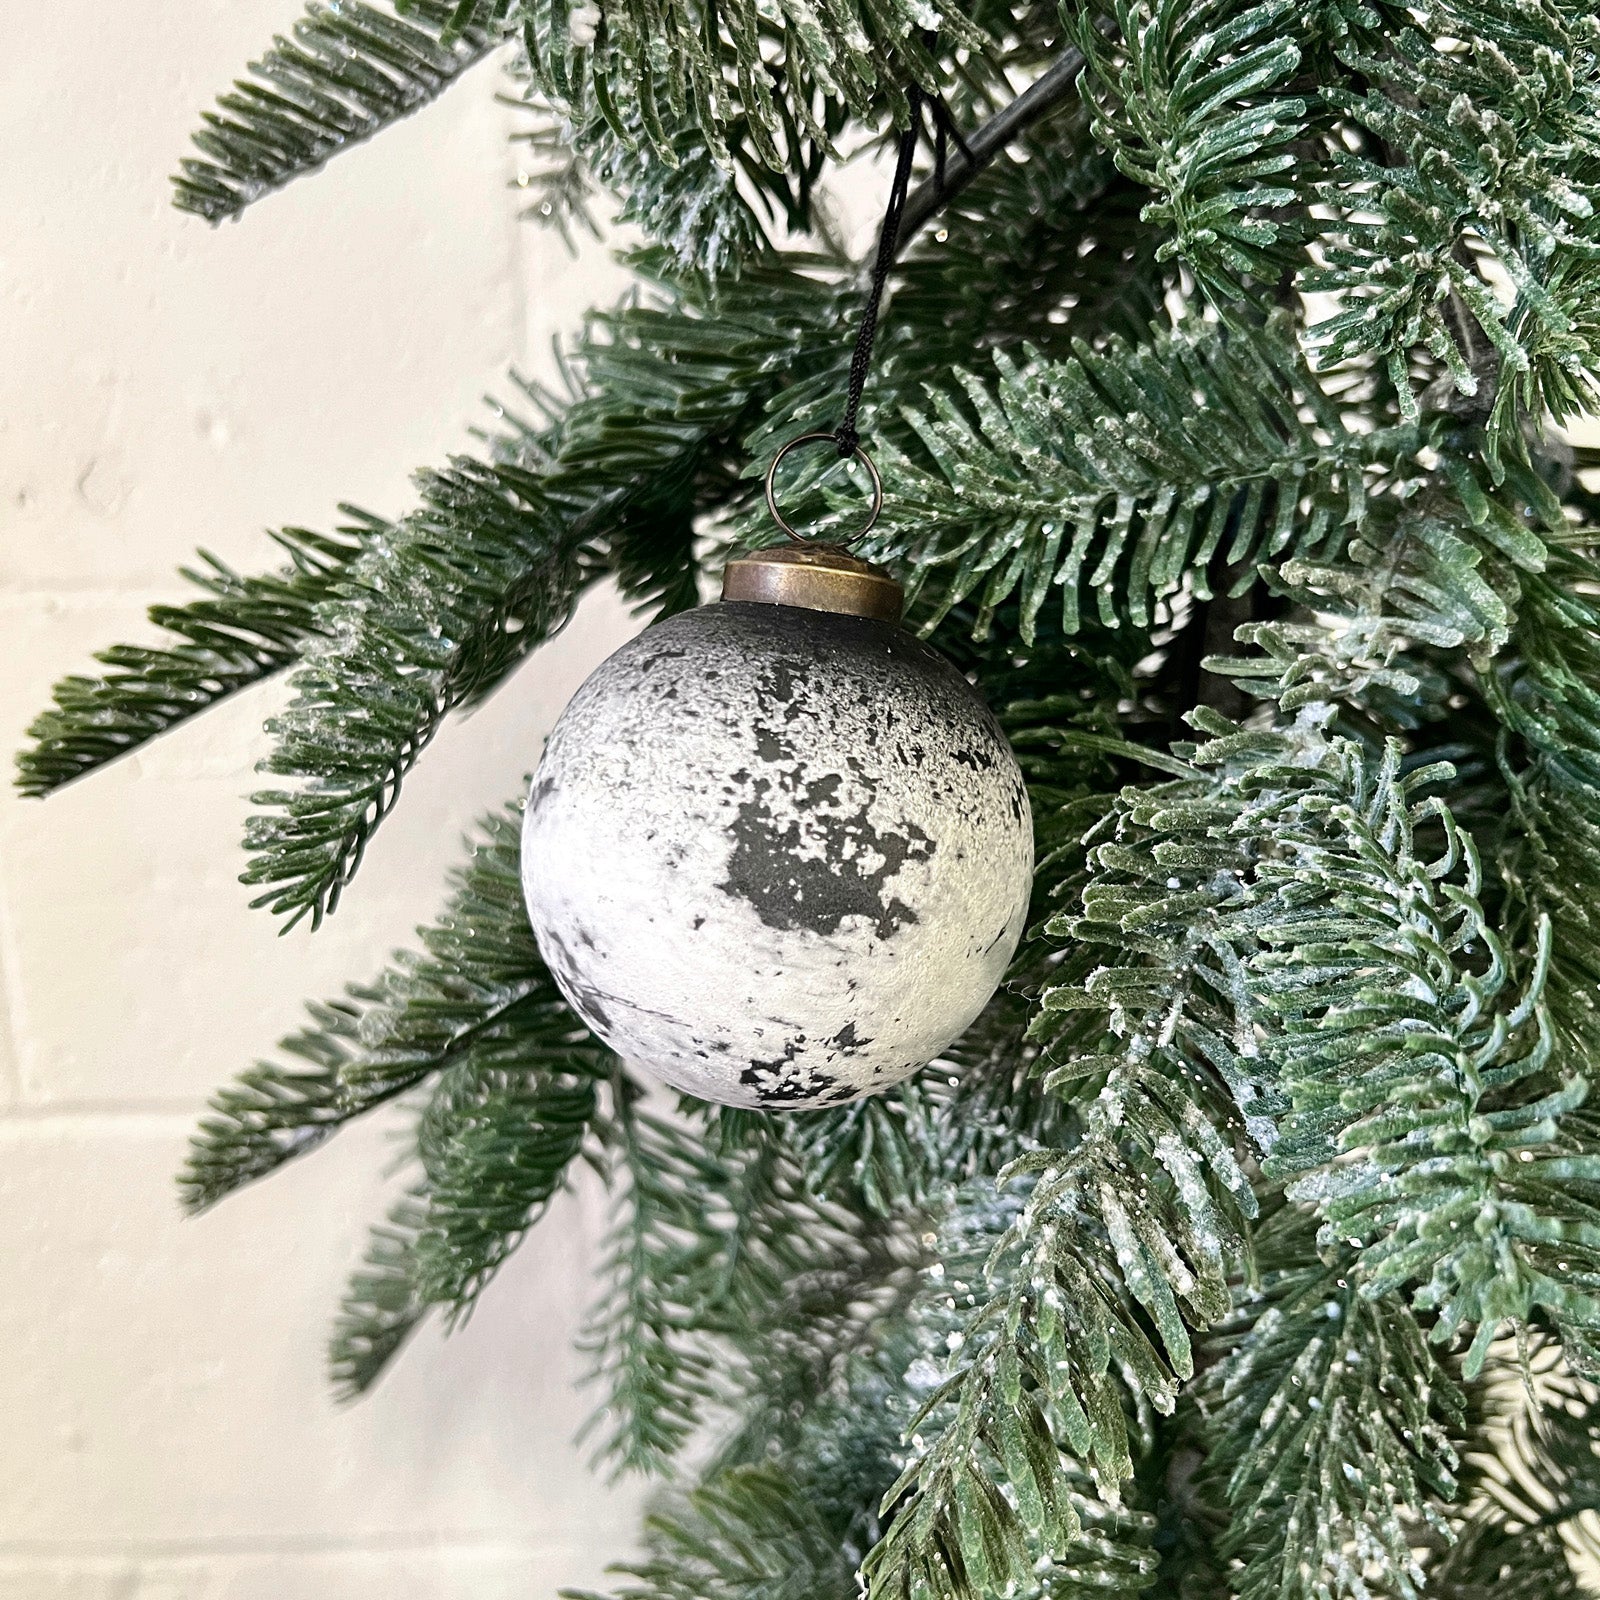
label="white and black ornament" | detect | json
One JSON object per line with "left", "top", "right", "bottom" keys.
{"left": 521, "top": 544, "right": 1034, "bottom": 1109}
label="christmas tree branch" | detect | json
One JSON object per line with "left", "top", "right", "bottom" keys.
{"left": 867, "top": 317, "right": 1399, "bottom": 641}
{"left": 241, "top": 454, "right": 597, "bottom": 929}
{"left": 174, "top": 0, "right": 520, "bottom": 223}
{"left": 329, "top": 1192, "right": 434, "bottom": 1397}
{"left": 1428, "top": 1331, "right": 1600, "bottom": 1597}
{"left": 1200, "top": 1210, "right": 1465, "bottom": 1600}
{"left": 16, "top": 522, "right": 367, "bottom": 798}
{"left": 182, "top": 803, "right": 606, "bottom": 1213}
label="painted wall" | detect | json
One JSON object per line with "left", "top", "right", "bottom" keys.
{"left": 0, "top": 5, "right": 646, "bottom": 1595}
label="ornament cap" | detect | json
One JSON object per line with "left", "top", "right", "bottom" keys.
{"left": 720, "top": 543, "right": 903, "bottom": 624}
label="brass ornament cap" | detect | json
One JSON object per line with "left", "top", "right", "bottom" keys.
{"left": 721, "top": 542, "right": 903, "bottom": 624}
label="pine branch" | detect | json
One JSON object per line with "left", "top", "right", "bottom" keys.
{"left": 324, "top": 1047, "right": 602, "bottom": 1396}
{"left": 1210, "top": 505, "right": 1520, "bottom": 719}
{"left": 1431, "top": 1332, "right": 1600, "bottom": 1599}
{"left": 519, "top": 0, "right": 986, "bottom": 177}
{"left": 788, "top": 1084, "right": 951, "bottom": 1218}
{"left": 885, "top": 123, "right": 1169, "bottom": 360}
{"left": 864, "top": 1045, "right": 1256, "bottom": 1597}
{"left": 173, "top": 0, "right": 519, "bottom": 222}
{"left": 16, "top": 521, "right": 366, "bottom": 797}
{"left": 1489, "top": 539, "right": 1600, "bottom": 1066}
{"left": 578, "top": 1105, "right": 728, "bottom": 1473}
{"left": 182, "top": 803, "right": 604, "bottom": 1211}
{"left": 1431, "top": 1518, "right": 1584, "bottom": 1600}
{"left": 1204, "top": 438, "right": 1564, "bottom": 738}
{"left": 581, "top": 1099, "right": 888, "bottom": 1476}
{"left": 1200, "top": 1210, "right": 1465, "bottom": 1600}
{"left": 1067, "top": 0, "right": 1309, "bottom": 303}
{"left": 329, "top": 1193, "right": 433, "bottom": 1397}
{"left": 584, "top": 1180, "right": 1164, "bottom": 1600}
{"left": 565, "top": 1464, "right": 859, "bottom": 1600}
{"left": 1305, "top": 0, "right": 1600, "bottom": 453}
{"left": 242, "top": 454, "right": 595, "bottom": 928}
{"left": 1067, "top": 715, "right": 1600, "bottom": 1375}
{"left": 180, "top": 998, "right": 404, "bottom": 1213}
{"left": 866, "top": 318, "right": 1403, "bottom": 642}
{"left": 1246, "top": 753, "right": 1600, "bottom": 1377}
{"left": 503, "top": 46, "right": 845, "bottom": 275}
{"left": 871, "top": 709, "right": 1600, "bottom": 1600}
{"left": 306, "top": 810, "right": 609, "bottom": 1393}
{"left": 412, "top": 1055, "right": 601, "bottom": 1313}
{"left": 862, "top": 1168, "right": 1183, "bottom": 1600}
{"left": 735, "top": 111, "right": 1176, "bottom": 506}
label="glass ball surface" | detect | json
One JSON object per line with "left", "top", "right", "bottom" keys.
{"left": 521, "top": 600, "right": 1033, "bottom": 1108}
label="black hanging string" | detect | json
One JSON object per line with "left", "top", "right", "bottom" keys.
{"left": 831, "top": 81, "right": 973, "bottom": 459}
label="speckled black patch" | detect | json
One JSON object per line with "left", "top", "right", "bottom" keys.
{"left": 720, "top": 772, "right": 935, "bottom": 939}
{"left": 739, "top": 1047, "right": 839, "bottom": 1104}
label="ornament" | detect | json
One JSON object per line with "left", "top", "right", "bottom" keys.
{"left": 521, "top": 440, "right": 1034, "bottom": 1109}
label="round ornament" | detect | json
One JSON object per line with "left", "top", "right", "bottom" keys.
{"left": 520, "top": 534, "right": 1034, "bottom": 1110}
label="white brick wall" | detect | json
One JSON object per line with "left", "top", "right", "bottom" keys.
{"left": 2, "top": 4, "right": 645, "bottom": 1594}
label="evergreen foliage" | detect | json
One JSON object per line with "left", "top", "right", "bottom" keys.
{"left": 174, "top": 1, "right": 521, "bottom": 222}
{"left": 16, "top": 522, "right": 366, "bottom": 798}
{"left": 1199, "top": 1210, "right": 1465, "bottom": 1600}
{"left": 26, "top": 0, "right": 1600, "bottom": 1595}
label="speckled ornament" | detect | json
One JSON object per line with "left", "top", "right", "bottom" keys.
{"left": 521, "top": 595, "right": 1033, "bottom": 1109}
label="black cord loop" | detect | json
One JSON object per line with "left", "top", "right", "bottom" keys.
{"left": 833, "top": 82, "right": 926, "bottom": 460}
{"left": 765, "top": 69, "right": 969, "bottom": 545}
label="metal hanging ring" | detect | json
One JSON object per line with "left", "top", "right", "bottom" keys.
{"left": 764, "top": 431, "right": 884, "bottom": 547}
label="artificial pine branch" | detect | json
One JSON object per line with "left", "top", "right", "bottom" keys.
{"left": 581, "top": 1097, "right": 906, "bottom": 1476}
{"left": 1490, "top": 540, "right": 1600, "bottom": 1067}
{"left": 412, "top": 1059, "right": 600, "bottom": 1310}
{"left": 1061, "top": 716, "right": 1600, "bottom": 1373}
{"left": 867, "top": 709, "right": 1600, "bottom": 1594}
{"left": 565, "top": 1464, "right": 860, "bottom": 1600}
{"left": 583, "top": 1180, "right": 1166, "bottom": 1600}
{"left": 16, "top": 522, "right": 366, "bottom": 797}
{"left": 1306, "top": 0, "right": 1600, "bottom": 448}
{"left": 174, "top": 1, "right": 520, "bottom": 222}
{"left": 242, "top": 454, "right": 597, "bottom": 928}
{"left": 578, "top": 1104, "right": 727, "bottom": 1473}
{"left": 1066, "top": 0, "right": 1309, "bottom": 303}
{"left": 329, "top": 1193, "right": 434, "bottom": 1396}
{"left": 868, "top": 318, "right": 1397, "bottom": 641}
{"left": 1199, "top": 1208, "right": 1465, "bottom": 1600}
{"left": 182, "top": 803, "right": 606, "bottom": 1214}
{"left": 175, "top": 0, "right": 1003, "bottom": 248}
{"left": 518, "top": 0, "right": 981, "bottom": 173}
{"left": 1430, "top": 1332, "right": 1600, "bottom": 1597}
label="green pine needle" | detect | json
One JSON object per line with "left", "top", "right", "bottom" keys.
{"left": 182, "top": 803, "right": 606, "bottom": 1219}
{"left": 173, "top": 1, "right": 519, "bottom": 223}
{"left": 1200, "top": 1210, "right": 1465, "bottom": 1600}
{"left": 16, "top": 521, "right": 366, "bottom": 798}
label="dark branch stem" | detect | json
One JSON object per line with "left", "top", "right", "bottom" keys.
{"left": 896, "top": 49, "right": 1087, "bottom": 251}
